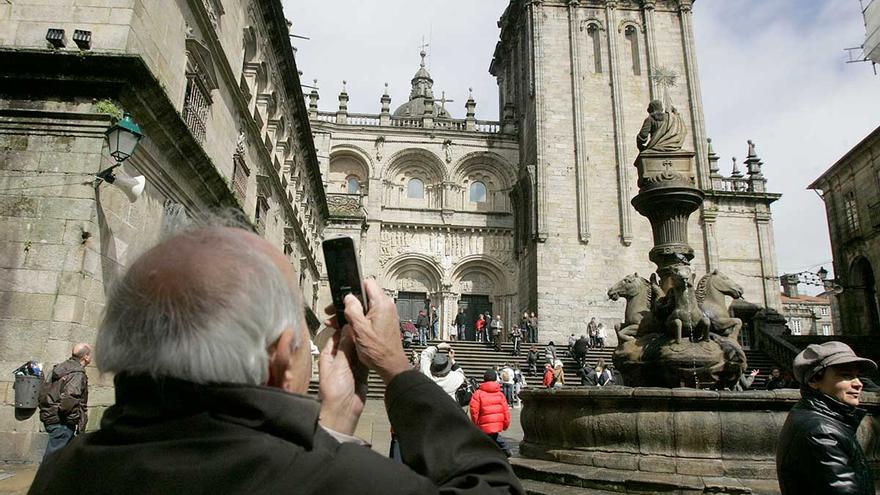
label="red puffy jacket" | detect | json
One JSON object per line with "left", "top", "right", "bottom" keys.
{"left": 543, "top": 368, "right": 555, "bottom": 388}
{"left": 469, "top": 381, "right": 510, "bottom": 434}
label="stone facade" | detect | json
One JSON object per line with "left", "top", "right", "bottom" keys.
{"left": 810, "top": 124, "right": 880, "bottom": 336}
{"left": 0, "top": 0, "right": 325, "bottom": 461}
{"left": 491, "top": 0, "right": 781, "bottom": 343}
{"left": 779, "top": 275, "right": 835, "bottom": 335}
{"left": 310, "top": 61, "right": 520, "bottom": 335}
{"left": 311, "top": 0, "right": 783, "bottom": 344}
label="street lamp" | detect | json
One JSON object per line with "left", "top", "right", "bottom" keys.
{"left": 96, "top": 112, "right": 147, "bottom": 203}
{"left": 105, "top": 112, "right": 143, "bottom": 162}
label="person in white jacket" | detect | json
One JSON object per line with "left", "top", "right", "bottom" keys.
{"left": 420, "top": 344, "right": 466, "bottom": 402}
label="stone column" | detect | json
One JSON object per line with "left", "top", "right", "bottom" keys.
{"left": 443, "top": 291, "right": 460, "bottom": 339}
{"left": 755, "top": 210, "right": 782, "bottom": 310}
{"left": 605, "top": 1, "right": 633, "bottom": 246}
{"left": 701, "top": 206, "right": 719, "bottom": 271}
{"left": 678, "top": 0, "right": 709, "bottom": 189}
{"left": 530, "top": 0, "right": 549, "bottom": 242}
{"left": 568, "top": 0, "right": 591, "bottom": 244}
{"left": 641, "top": 0, "right": 658, "bottom": 100}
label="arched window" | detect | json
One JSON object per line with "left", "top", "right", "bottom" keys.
{"left": 470, "top": 181, "right": 487, "bottom": 203}
{"left": 624, "top": 25, "right": 641, "bottom": 76}
{"left": 587, "top": 24, "right": 602, "bottom": 74}
{"left": 346, "top": 175, "right": 361, "bottom": 194}
{"left": 407, "top": 178, "right": 424, "bottom": 199}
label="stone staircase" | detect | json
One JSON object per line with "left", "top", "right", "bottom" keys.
{"left": 307, "top": 343, "right": 781, "bottom": 399}
{"left": 308, "top": 340, "right": 615, "bottom": 399}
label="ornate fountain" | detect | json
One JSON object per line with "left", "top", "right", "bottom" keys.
{"left": 609, "top": 98, "right": 747, "bottom": 390}
{"left": 514, "top": 98, "right": 880, "bottom": 494}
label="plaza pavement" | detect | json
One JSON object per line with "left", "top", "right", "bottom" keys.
{"left": 0, "top": 399, "right": 525, "bottom": 494}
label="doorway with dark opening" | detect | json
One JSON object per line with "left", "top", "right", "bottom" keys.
{"left": 396, "top": 291, "right": 428, "bottom": 325}
{"left": 459, "top": 294, "right": 492, "bottom": 341}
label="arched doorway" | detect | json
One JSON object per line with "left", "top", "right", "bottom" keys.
{"left": 452, "top": 257, "right": 511, "bottom": 342}
{"left": 383, "top": 255, "right": 442, "bottom": 326}
{"left": 849, "top": 257, "right": 880, "bottom": 335}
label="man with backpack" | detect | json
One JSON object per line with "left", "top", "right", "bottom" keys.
{"left": 38, "top": 343, "right": 92, "bottom": 458}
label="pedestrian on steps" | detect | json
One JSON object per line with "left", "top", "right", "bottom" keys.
{"left": 470, "top": 369, "right": 512, "bottom": 457}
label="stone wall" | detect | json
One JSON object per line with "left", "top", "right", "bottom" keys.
{"left": 811, "top": 125, "right": 880, "bottom": 336}
{"left": 0, "top": 0, "right": 325, "bottom": 462}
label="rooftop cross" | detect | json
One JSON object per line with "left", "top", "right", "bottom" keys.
{"left": 419, "top": 36, "right": 429, "bottom": 68}
{"left": 438, "top": 91, "right": 454, "bottom": 113}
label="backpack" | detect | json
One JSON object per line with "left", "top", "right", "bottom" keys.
{"left": 455, "top": 377, "right": 478, "bottom": 407}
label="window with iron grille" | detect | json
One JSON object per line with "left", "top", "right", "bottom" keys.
{"left": 844, "top": 190, "right": 860, "bottom": 234}
{"left": 232, "top": 154, "right": 250, "bottom": 200}
{"left": 255, "top": 196, "right": 269, "bottom": 231}
{"left": 183, "top": 72, "right": 211, "bottom": 144}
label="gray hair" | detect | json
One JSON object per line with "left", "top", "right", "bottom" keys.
{"left": 96, "top": 222, "right": 303, "bottom": 385}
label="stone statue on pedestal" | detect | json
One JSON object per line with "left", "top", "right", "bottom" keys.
{"left": 636, "top": 99, "right": 687, "bottom": 153}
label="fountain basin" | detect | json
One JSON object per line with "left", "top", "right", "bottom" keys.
{"left": 519, "top": 387, "right": 880, "bottom": 489}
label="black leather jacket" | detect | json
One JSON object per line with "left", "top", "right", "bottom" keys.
{"left": 776, "top": 387, "right": 875, "bottom": 495}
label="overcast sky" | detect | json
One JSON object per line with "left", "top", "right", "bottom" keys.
{"left": 287, "top": 0, "right": 880, "bottom": 289}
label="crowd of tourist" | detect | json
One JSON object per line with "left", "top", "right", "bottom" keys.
{"left": 26, "top": 222, "right": 880, "bottom": 495}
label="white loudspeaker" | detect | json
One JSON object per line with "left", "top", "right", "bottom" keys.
{"left": 111, "top": 172, "right": 146, "bottom": 203}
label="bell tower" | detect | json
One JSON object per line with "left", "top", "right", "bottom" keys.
{"left": 493, "top": 0, "right": 781, "bottom": 343}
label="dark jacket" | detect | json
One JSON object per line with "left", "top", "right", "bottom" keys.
{"left": 29, "top": 371, "right": 523, "bottom": 495}
{"left": 416, "top": 313, "right": 430, "bottom": 328}
{"left": 38, "top": 358, "right": 88, "bottom": 431}
{"left": 776, "top": 387, "right": 874, "bottom": 495}
{"left": 454, "top": 313, "right": 466, "bottom": 326}
{"left": 526, "top": 350, "right": 538, "bottom": 365}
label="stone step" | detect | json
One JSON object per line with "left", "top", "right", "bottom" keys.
{"left": 307, "top": 344, "right": 785, "bottom": 399}
{"left": 519, "top": 478, "right": 619, "bottom": 495}
{"left": 510, "top": 457, "right": 755, "bottom": 494}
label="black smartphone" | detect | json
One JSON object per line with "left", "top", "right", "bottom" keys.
{"left": 322, "top": 236, "right": 368, "bottom": 327}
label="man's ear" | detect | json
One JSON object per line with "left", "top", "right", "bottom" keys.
{"left": 266, "top": 328, "right": 295, "bottom": 388}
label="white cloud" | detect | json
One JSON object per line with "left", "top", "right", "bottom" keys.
{"left": 287, "top": 0, "right": 880, "bottom": 286}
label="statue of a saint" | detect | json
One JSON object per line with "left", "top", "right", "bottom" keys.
{"left": 636, "top": 100, "right": 687, "bottom": 153}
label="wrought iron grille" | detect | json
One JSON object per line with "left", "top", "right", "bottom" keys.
{"left": 183, "top": 75, "right": 210, "bottom": 144}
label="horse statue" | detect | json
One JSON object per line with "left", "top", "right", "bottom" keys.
{"left": 607, "top": 273, "right": 663, "bottom": 342}
{"left": 695, "top": 269, "right": 744, "bottom": 341}
{"left": 664, "top": 265, "right": 710, "bottom": 344}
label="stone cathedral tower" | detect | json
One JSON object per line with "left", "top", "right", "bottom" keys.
{"left": 491, "top": 0, "right": 782, "bottom": 342}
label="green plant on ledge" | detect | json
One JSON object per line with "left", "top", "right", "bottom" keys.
{"left": 95, "top": 99, "right": 123, "bottom": 122}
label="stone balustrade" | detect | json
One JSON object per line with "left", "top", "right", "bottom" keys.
{"left": 314, "top": 111, "right": 503, "bottom": 133}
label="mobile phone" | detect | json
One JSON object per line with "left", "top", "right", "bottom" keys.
{"left": 322, "top": 236, "right": 368, "bottom": 327}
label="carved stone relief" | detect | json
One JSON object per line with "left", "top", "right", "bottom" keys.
{"left": 396, "top": 269, "right": 432, "bottom": 292}
{"left": 378, "top": 229, "right": 514, "bottom": 268}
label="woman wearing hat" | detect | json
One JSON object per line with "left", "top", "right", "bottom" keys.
{"left": 776, "top": 341, "right": 877, "bottom": 494}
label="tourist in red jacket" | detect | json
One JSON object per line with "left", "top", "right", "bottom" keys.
{"left": 469, "top": 369, "right": 512, "bottom": 457}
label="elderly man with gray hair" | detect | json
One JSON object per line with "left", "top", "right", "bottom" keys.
{"left": 29, "top": 225, "right": 522, "bottom": 494}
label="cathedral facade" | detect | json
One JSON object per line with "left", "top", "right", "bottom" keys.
{"left": 312, "top": 0, "right": 782, "bottom": 344}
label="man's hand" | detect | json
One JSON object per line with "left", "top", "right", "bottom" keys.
{"left": 344, "top": 279, "right": 411, "bottom": 385}
{"left": 318, "top": 324, "right": 367, "bottom": 436}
